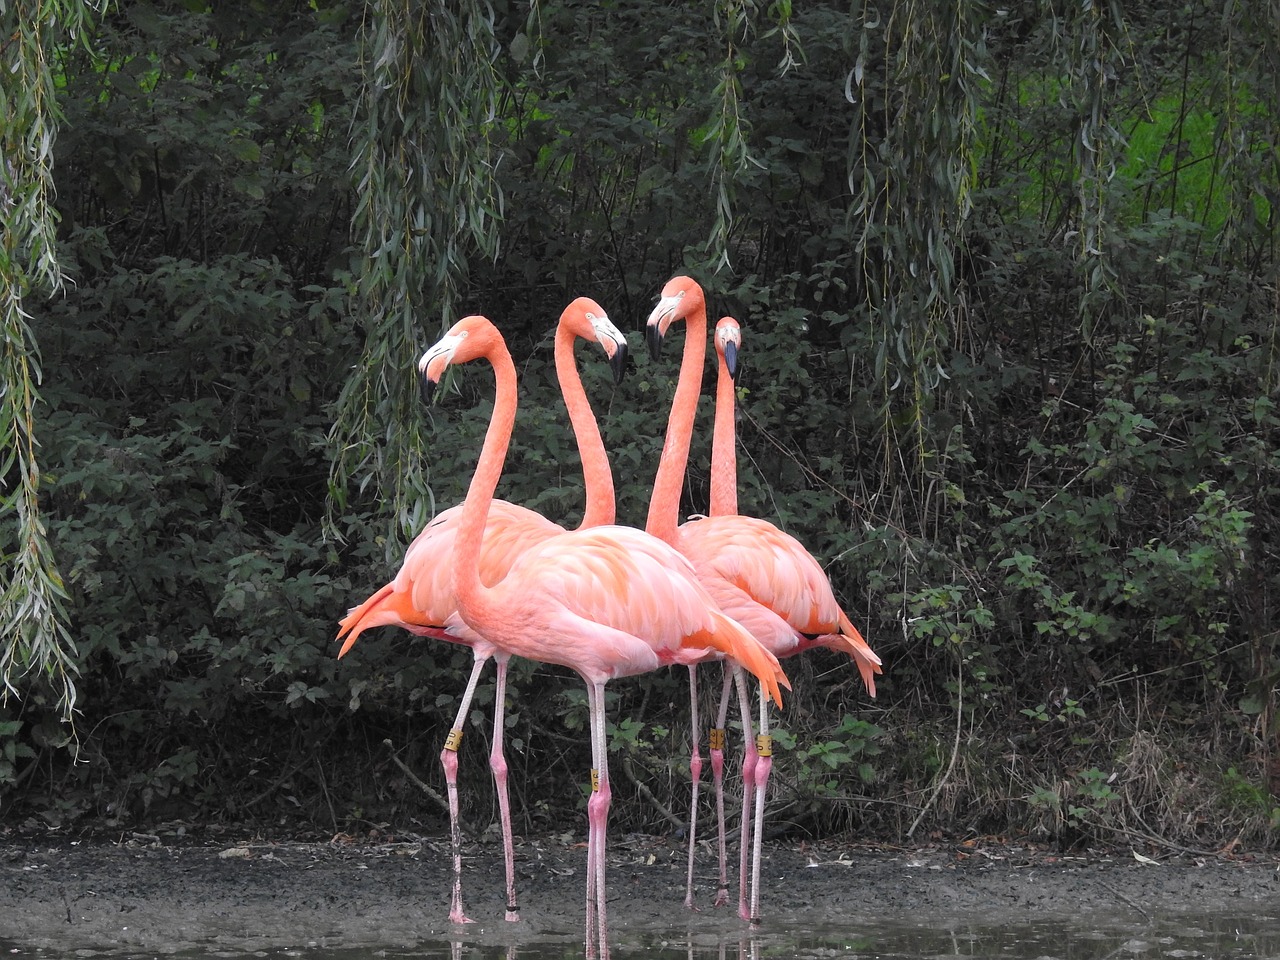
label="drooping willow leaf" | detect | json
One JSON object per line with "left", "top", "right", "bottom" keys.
{"left": 1, "top": 0, "right": 105, "bottom": 723}
{"left": 846, "top": 0, "right": 987, "bottom": 487}
{"left": 327, "top": 0, "right": 505, "bottom": 552}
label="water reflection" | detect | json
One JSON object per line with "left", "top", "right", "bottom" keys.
{"left": 430, "top": 914, "right": 1280, "bottom": 960}
{"left": 3, "top": 913, "right": 1277, "bottom": 959}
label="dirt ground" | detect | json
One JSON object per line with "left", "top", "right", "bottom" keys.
{"left": 2, "top": 829, "right": 1277, "bottom": 953}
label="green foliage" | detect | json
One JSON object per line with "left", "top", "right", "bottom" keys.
{"left": 0, "top": 0, "right": 102, "bottom": 724}
{"left": 1020, "top": 698, "right": 1086, "bottom": 725}
{"left": 2, "top": 0, "right": 1278, "bottom": 853}
{"left": 1221, "top": 767, "right": 1280, "bottom": 830}
{"left": 328, "top": 0, "right": 507, "bottom": 547}
{"left": 776, "top": 715, "right": 884, "bottom": 795}
{"left": 1026, "top": 767, "right": 1120, "bottom": 833}
{"left": 2, "top": 0, "right": 367, "bottom": 826}
{"left": 0, "top": 719, "right": 37, "bottom": 788}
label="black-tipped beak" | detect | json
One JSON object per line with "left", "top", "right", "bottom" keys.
{"left": 420, "top": 376, "right": 438, "bottom": 405}
{"left": 723, "top": 340, "right": 738, "bottom": 380}
{"left": 646, "top": 323, "right": 664, "bottom": 362}
{"left": 610, "top": 338, "right": 629, "bottom": 384}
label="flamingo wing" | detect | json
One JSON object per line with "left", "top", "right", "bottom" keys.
{"left": 338, "top": 499, "right": 563, "bottom": 657}
{"left": 678, "top": 515, "right": 836, "bottom": 629}
{"left": 678, "top": 514, "right": 882, "bottom": 695}
{"left": 697, "top": 574, "right": 800, "bottom": 656}
{"left": 401, "top": 500, "right": 563, "bottom": 613}
{"left": 484, "top": 525, "right": 788, "bottom": 706}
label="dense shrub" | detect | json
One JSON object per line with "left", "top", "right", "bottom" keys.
{"left": 3, "top": 0, "right": 1277, "bottom": 846}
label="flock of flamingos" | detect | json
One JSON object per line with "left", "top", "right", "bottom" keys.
{"left": 334, "top": 275, "right": 882, "bottom": 956}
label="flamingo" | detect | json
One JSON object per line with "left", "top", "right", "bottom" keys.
{"left": 336, "top": 297, "right": 628, "bottom": 924}
{"left": 644, "top": 276, "right": 882, "bottom": 923}
{"left": 418, "top": 313, "right": 789, "bottom": 959}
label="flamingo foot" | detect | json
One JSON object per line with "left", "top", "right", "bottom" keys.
{"left": 713, "top": 887, "right": 729, "bottom": 908}
{"left": 505, "top": 909, "right": 520, "bottom": 923}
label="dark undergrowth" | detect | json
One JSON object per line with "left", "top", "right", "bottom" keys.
{"left": 4, "top": 2, "right": 1279, "bottom": 854}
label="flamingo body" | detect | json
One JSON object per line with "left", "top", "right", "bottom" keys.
{"left": 419, "top": 313, "right": 788, "bottom": 957}
{"left": 676, "top": 515, "right": 880, "bottom": 695}
{"left": 337, "top": 297, "right": 628, "bottom": 926}
{"left": 337, "top": 499, "right": 562, "bottom": 655}
{"left": 450, "top": 523, "right": 787, "bottom": 702}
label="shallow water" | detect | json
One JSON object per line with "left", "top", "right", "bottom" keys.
{"left": 4, "top": 913, "right": 1278, "bottom": 960}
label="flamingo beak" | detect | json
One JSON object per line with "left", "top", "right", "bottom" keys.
{"left": 418, "top": 332, "right": 465, "bottom": 404}
{"left": 645, "top": 293, "right": 683, "bottom": 361}
{"left": 645, "top": 322, "right": 664, "bottom": 362}
{"left": 609, "top": 337, "right": 629, "bottom": 384}
{"left": 723, "top": 339, "right": 738, "bottom": 380}
{"left": 589, "top": 312, "right": 631, "bottom": 385}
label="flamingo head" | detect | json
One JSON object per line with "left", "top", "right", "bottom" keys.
{"left": 418, "top": 314, "right": 501, "bottom": 402}
{"left": 714, "top": 316, "right": 740, "bottom": 380}
{"left": 563, "top": 296, "right": 630, "bottom": 384}
{"left": 645, "top": 275, "right": 705, "bottom": 360}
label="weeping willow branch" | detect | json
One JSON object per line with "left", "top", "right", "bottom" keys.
{"left": 703, "top": 0, "right": 758, "bottom": 273}
{"left": 1061, "top": 0, "right": 1128, "bottom": 342}
{"left": 703, "top": 0, "right": 800, "bottom": 273}
{"left": 1, "top": 0, "right": 104, "bottom": 723}
{"left": 1215, "top": 2, "right": 1280, "bottom": 281}
{"left": 846, "top": 0, "right": 987, "bottom": 517}
{"left": 327, "top": 0, "right": 505, "bottom": 551}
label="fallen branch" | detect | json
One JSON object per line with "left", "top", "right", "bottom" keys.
{"left": 621, "top": 755, "right": 684, "bottom": 830}
{"left": 381, "top": 738, "right": 476, "bottom": 840}
{"left": 907, "top": 658, "right": 963, "bottom": 840}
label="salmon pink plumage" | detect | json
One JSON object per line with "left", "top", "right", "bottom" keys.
{"left": 645, "top": 277, "right": 881, "bottom": 923}
{"left": 336, "top": 298, "right": 628, "bottom": 925}
{"left": 421, "top": 313, "right": 787, "bottom": 959}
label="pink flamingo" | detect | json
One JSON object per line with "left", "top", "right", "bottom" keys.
{"left": 644, "top": 276, "right": 882, "bottom": 923}
{"left": 336, "top": 297, "right": 628, "bottom": 924}
{"left": 419, "top": 313, "right": 789, "bottom": 960}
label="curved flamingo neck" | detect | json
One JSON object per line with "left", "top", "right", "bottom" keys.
{"left": 556, "top": 323, "right": 615, "bottom": 529}
{"left": 709, "top": 343, "right": 738, "bottom": 517}
{"left": 645, "top": 300, "right": 708, "bottom": 544}
{"left": 453, "top": 339, "right": 518, "bottom": 620}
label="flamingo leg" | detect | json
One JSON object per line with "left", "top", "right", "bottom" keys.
{"left": 733, "top": 664, "right": 756, "bottom": 921}
{"left": 710, "top": 661, "right": 735, "bottom": 908}
{"left": 749, "top": 682, "right": 773, "bottom": 927}
{"left": 584, "top": 763, "right": 598, "bottom": 958}
{"left": 489, "top": 653, "right": 520, "bottom": 921}
{"left": 584, "top": 679, "right": 612, "bottom": 960}
{"left": 442, "top": 653, "right": 489, "bottom": 924}
{"left": 684, "top": 664, "right": 703, "bottom": 910}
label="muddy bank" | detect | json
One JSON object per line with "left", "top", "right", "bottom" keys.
{"left": 1, "top": 833, "right": 1277, "bottom": 952}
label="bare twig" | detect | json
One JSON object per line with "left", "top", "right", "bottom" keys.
{"left": 1107, "top": 822, "right": 1226, "bottom": 859}
{"left": 1095, "top": 877, "right": 1152, "bottom": 921}
{"left": 907, "top": 658, "right": 964, "bottom": 840}
{"left": 314, "top": 755, "right": 339, "bottom": 835}
{"left": 621, "top": 755, "right": 684, "bottom": 830}
{"left": 381, "top": 738, "right": 467, "bottom": 836}
{"left": 240, "top": 755, "right": 313, "bottom": 811}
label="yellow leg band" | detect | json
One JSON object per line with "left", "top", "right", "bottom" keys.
{"left": 443, "top": 729, "right": 464, "bottom": 752}
{"left": 755, "top": 734, "right": 773, "bottom": 758}
{"left": 709, "top": 728, "right": 726, "bottom": 750}
{"left": 590, "top": 768, "right": 600, "bottom": 792}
